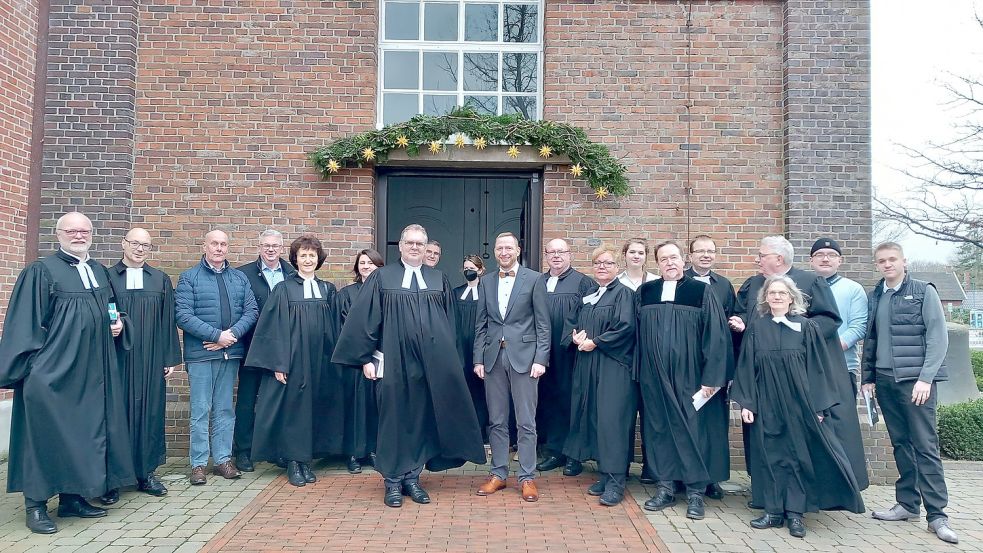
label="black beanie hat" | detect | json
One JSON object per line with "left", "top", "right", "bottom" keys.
{"left": 810, "top": 237, "right": 842, "bottom": 256}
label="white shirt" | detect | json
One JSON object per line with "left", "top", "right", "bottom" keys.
{"left": 401, "top": 263, "right": 427, "bottom": 290}
{"left": 660, "top": 279, "right": 678, "bottom": 302}
{"left": 617, "top": 270, "right": 659, "bottom": 291}
{"left": 125, "top": 266, "right": 144, "bottom": 290}
{"left": 546, "top": 275, "right": 559, "bottom": 293}
{"left": 63, "top": 249, "right": 100, "bottom": 289}
{"left": 498, "top": 265, "right": 517, "bottom": 319}
{"left": 460, "top": 286, "right": 478, "bottom": 301}
{"left": 302, "top": 277, "right": 322, "bottom": 299}
{"left": 690, "top": 268, "right": 712, "bottom": 285}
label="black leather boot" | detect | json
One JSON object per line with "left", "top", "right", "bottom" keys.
{"left": 286, "top": 461, "right": 306, "bottom": 487}
{"left": 26, "top": 504, "right": 57, "bottom": 534}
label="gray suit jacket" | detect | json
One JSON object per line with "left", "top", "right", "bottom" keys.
{"left": 473, "top": 265, "right": 551, "bottom": 373}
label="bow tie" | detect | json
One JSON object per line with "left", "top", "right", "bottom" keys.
{"left": 499, "top": 270, "right": 516, "bottom": 278}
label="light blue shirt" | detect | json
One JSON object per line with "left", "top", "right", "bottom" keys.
{"left": 261, "top": 263, "right": 284, "bottom": 290}
{"left": 828, "top": 274, "right": 868, "bottom": 373}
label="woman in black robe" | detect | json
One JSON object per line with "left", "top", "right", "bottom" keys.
{"left": 562, "top": 245, "right": 636, "bottom": 506}
{"left": 336, "top": 248, "right": 384, "bottom": 474}
{"left": 730, "top": 275, "right": 864, "bottom": 538}
{"left": 245, "top": 235, "right": 338, "bottom": 487}
{"left": 452, "top": 254, "right": 489, "bottom": 442}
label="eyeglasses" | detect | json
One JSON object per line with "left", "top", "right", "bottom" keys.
{"left": 593, "top": 260, "right": 617, "bottom": 268}
{"left": 811, "top": 252, "right": 841, "bottom": 260}
{"left": 401, "top": 240, "right": 426, "bottom": 249}
{"left": 767, "top": 290, "right": 790, "bottom": 297}
{"left": 691, "top": 249, "right": 716, "bottom": 255}
{"left": 658, "top": 255, "right": 682, "bottom": 263}
{"left": 58, "top": 228, "right": 92, "bottom": 237}
{"left": 260, "top": 244, "right": 282, "bottom": 251}
{"left": 756, "top": 252, "right": 779, "bottom": 260}
{"left": 125, "top": 240, "right": 153, "bottom": 251}
{"left": 545, "top": 250, "right": 570, "bottom": 256}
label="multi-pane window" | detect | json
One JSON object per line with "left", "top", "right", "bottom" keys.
{"left": 378, "top": 0, "right": 543, "bottom": 126}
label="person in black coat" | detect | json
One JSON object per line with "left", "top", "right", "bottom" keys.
{"left": 233, "top": 229, "right": 296, "bottom": 472}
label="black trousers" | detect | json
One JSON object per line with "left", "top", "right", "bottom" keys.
{"left": 876, "top": 372, "right": 949, "bottom": 522}
{"left": 233, "top": 365, "right": 263, "bottom": 456}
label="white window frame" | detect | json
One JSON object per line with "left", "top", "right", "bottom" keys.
{"left": 377, "top": 0, "right": 544, "bottom": 128}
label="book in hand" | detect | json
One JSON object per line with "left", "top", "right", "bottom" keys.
{"left": 370, "top": 350, "right": 384, "bottom": 379}
{"left": 692, "top": 387, "right": 719, "bottom": 411}
{"left": 863, "top": 389, "right": 879, "bottom": 426}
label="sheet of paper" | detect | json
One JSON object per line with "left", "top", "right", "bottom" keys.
{"left": 692, "top": 387, "right": 719, "bottom": 411}
{"left": 371, "top": 350, "right": 384, "bottom": 379}
{"left": 863, "top": 389, "right": 879, "bottom": 426}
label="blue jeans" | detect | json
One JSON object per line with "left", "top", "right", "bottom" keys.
{"left": 187, "top": 359, "right": 238, "bottom": 468}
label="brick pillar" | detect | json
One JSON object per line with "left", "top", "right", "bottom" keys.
{"left": 39, "top": 0, "right": 138, "bottom": 262}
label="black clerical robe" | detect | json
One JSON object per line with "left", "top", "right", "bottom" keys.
{"left": 453, "top": 283, "right": 489, "bottom": 441}
{"left": 562, "top": 279, "right": 637, "bottom": 474}
{"left": 331, "top": 263, "right": 485, "bottom": 477}
{"left": 730, "top": 314, "right": 865, "bottom": 515}
{"left": 735, "top": 267, "right": 868, "bottom": 490}
{"left": 636, "top": 276, "right": 730, "bottom": 487}
{"left": 336, "top": 281, "right": 377, "bottom": 457}
{"left": 108, "top": 262, "right": 182, "bottom": 479}
{"left": 245, "top": 275, "right": 339, "bottom": 462}
{"left": 537, "top": 268, "right": 597, "bottom": 453}
{"left": 0, "top": 251, "right": 136, "bottom": 499}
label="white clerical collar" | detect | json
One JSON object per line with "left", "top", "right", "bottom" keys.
{"left": 302, "top": 276, "right": 322, "bottom": 299}
{"left": 460, "top": 286, "right": 478, "bottom": 300}
{"left": 125, "top": 266, "right": 144, "bottom": 290}
{"left": 772, "top": 315, "right": 802, "bottom": 332}
{"left": 401, "top": 263, "right": 427, "bottom": 290}
{"left": 660, "top": 279, "right": 678, "bottom": 302}
{"left": 582, "top": 285, "right": 608, "bottom": 305}
{"left": 62, "top": 249, "right": 99, "bottom": 289}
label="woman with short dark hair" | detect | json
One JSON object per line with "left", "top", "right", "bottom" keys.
{"left": 453, "top": 254, "right": 488, "bottom": 442}
{"left": 244, "top": 235, "right": 339, "bottom": 487}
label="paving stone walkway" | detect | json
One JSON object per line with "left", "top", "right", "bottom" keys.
{"left": 0, "top": 458, "right": 980, "bottom": 552}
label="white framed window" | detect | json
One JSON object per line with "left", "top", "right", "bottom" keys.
{"left": 378, "top": 0, "right": 544, "bottom": 126}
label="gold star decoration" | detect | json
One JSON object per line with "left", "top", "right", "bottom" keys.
{"left": 569, "top": 163, "right": 583, "bottom": 177}
{"left": 361, "top": 147, "right": 376, "bottom": 161}
{"left": 594, "top": 187, "right": 609, "bottom": 200}
{"left": 538, "top": 145, "right": 553, "bottom": 158}
{"left": 395, "top": 135, "right": 410, "bottom": 148}
{"left": 454, "top": 134, "right": 467, "bottom": 148}
{"left": 428, "top": 140, "right": 443, "bottom": 154}
{"left": 507, "top": 145, "right": 520, "bottom": 158}
{"left": 326, "top": 159, "right": 341, "bottom": 173}
{"left": 474, "top": 137, "right": 487, "bottom": 150}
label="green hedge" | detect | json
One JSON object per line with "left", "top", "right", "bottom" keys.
{"left": 973, "top": 350, "right": 983, "bottom": 391}
{"left": 938, "top": 398, "right": 983, "bottom": 461}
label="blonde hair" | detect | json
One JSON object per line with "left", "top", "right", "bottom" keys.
{"left": 756, "top": 275, "right": 809, "bottom": 316}
{"left": 591, "top": 244, "right": 619, "bottom": 263}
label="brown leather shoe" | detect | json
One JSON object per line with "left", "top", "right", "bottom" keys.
{"left": 190, "top": 465, "right": 207, "bottom": 485}
{"left": 476, "top": 476, "right": 507, "bottom": 496}
{"left": 521, "top": 480, "right": 539, "bottom": 502}
{"left": 212, "top": 460, "right": 242, "bottom": 479}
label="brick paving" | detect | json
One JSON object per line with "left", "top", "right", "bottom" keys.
{"left": 0, "top": 458, "right": 980, "bottom": 552}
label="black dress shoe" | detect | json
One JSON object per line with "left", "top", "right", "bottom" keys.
{"left": 750, "top": 513, "right": 785, "bottom": 529}
{"left": 402, "top": 481, "right": 431, "bottom": 504}
{"left": 536, "top": 455, "right": 565, "bottom": 472}
{"left": 384, "top": 487, "right": 403, "bottom": 508}
{"left": 275, "top": 457, "right": 287, "bottom": 469}
{"left": 562, "top": 458, "right": 583, "bottom": 477}
{"left": 300, "top": 463, "right": 317, "bottom": 483}
{"left": 57, "top": 497, "right": 107, "bottom": 518}
{"left": 643, "top": 489, "right": 676, "bottom": 512}
{"left": 787, "top": 515, "right": 806, "bottom": 538}
{"left": 686, "top": 495, "right": 705, "bottom": 520}
{"left": 235, "top": 453, "right": 255, "bottom": 473}
{"left": 599, "top": 489, "right": 624, "bottom": 506}
{"left": 26, "top": 507, "right": 57, "bottom": 534}
{"left": 347, "top": 456, "right": 362, "bottom": 474}
{"left": 138, "top": 474, "right": 168, "bottom": 497}
{"left": 747, "top": 500, "right": 763, "bottom": 509}
{"left": 286, "top": 461, "right": 306, "bottom": 487}
{"left": 587, "top": 480, "right": 606, "bottom": 496}
{"left": 705, "top": 482, "right": 724, "bottom": 500}
{"left": 98, "top": 489, "right": 119, "bottom": 506}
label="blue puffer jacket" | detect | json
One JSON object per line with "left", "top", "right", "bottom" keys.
{"left": 176, "top": 257, "right": 258, "bottom": 363}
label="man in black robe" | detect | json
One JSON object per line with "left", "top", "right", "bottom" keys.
{"left": 101, "top": 228, "right": 182, "bottom": 503}
{"left": 638, "top": 241, "right": 730, "bottom": 521}
{"left": 332, "top": 224, "right": 485, "bottom": 508}
{"left": 234, "top": 229, "right": 296, "bottom": 472}
{"left": 0, "top": 212, "right": 136, "bottom": 534}
{"left": 730, "top": 236, "right": 869, "bottom": 505}
{"left": 536, "top": 238, "right": 596, "bottom": 476}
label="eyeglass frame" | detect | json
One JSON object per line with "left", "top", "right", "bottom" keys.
{"left": 124, "top": 239, "right": 154, "bottom": 251}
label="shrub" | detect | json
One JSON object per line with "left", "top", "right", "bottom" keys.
{"left": 973, "top": 350, "right": 983, "bottom": 391}
{"left": 938, "top": 398, "right": 983, "bottom": 461}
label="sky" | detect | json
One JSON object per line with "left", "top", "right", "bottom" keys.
{"left": 871, "top": 0, "right": 983, "bottom": 261}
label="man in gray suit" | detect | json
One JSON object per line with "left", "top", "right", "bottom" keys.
{"left": 473, "top": 232, "right": 551, "bottom": 502}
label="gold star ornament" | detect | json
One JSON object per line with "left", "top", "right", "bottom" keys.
{"left": 538, "top": 145, "right": 553, "bottom": 158}
{"left": 570, "top": 163, "right": 583, "bottom": 177}
{"left": 594, "top": 187, "right": 609, "bottom": 200}
{"left": 454, "top": 134, "right": 467, "bottom": 148}
{"left": 327, "top": 159, "right": 341, "bottom": 173}
{"left": 428, "top": 140, "right": 443, "bottom": 154}
{"left": 474, "top": 137, "right": 487, "bottom": 150}
{"left": 361, "top": 147, "right": 376, "bottom": 161}
{"left": 396, "top": 135, "right": 410, "bottom": 148}
{"left": 507, "top": 145, "right": 520, "bottom": 158}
